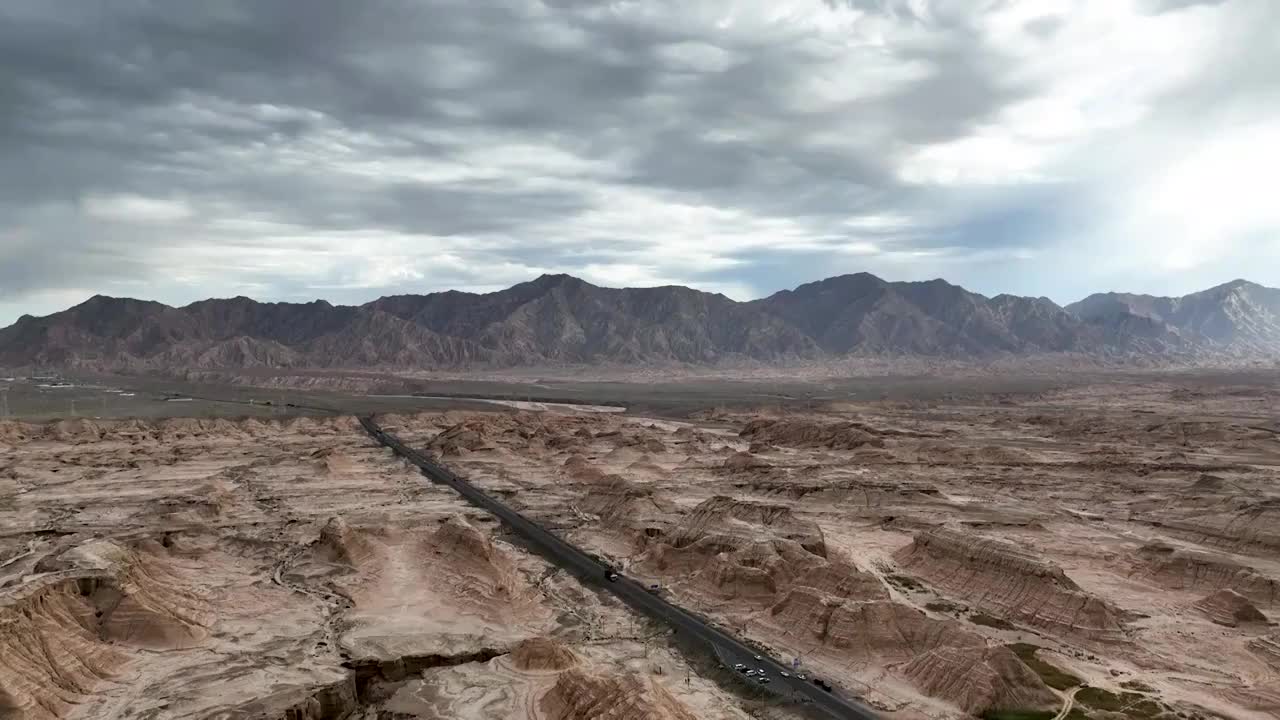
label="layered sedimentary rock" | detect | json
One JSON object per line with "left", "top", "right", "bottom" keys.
{"left": 574, "top": 474, "right": 674, "bottom": 530}
{"left": 668, "top": 495, "right": 826, "bottom": 557}
{"left": 0, "top": 578, "right": 130, "bottom": 720}
{"left": 539, "top": 669, "right": 698, "bottom": 720}
{"left": 765, "top": 590, "right": 1057, "bottom": 714}
{"left": 768, "top": 591, "right": 983, "bottom": 663}
{"left": 1136, "top": 543, "right": 1279, "bottom": 608}
{"left": 1192, "top": 589, "right": 1269, "bottom": 627}
{"left": 1161, "top": 502, "right": 1280, "bottom": 557}
{"left": 738, "top": 418, "right": 886, "bottom": 450}
{"left": 205, "top": 676, "right": 359, "bottom": 720}
{"left": 900, "top": 645, "right": 1058, "bottom": 715}
{"left": 510, "top": 637, "right": 579, "bottom": 671}
{"left": 309, "top": 515, "right": 551, "bottom": 662}
{"left": 1250, "top": 633, "right": 1280, "bottom": 672}
{"left": 0, "top": 538, "right": 217, "bottom": 719}
{"left": 894, "top": 528, "right": 1128, "bottom": 640}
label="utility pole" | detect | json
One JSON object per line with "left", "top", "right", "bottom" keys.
{"left": 1, "top": 389, "right": 9, "bottom": 420}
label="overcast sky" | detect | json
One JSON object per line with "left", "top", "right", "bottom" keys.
{"left": 2, "top": 0, "right": 1278, "bottom": 325}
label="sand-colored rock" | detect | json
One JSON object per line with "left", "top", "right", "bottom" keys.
{"left": 510, "top": 637, "right": 579, "bottom": 671}
{"left": 1249, "top": 633, "right": 1280, "bottom": 672}
{"left": 0, "top": 578, "right": 130, "bottom": 720}
{"left": 721, "top": 451, "right": 771, "bottom": 472}
{"left": 539, "top": 669, "right": 698, "bottom": 720}
{"left": 203, "top": 676, "right": 359, "bottom": 720}
{"left": 28, "top": 539, "right": 214, "bottom": 652}
{"left": 769, "top": 591, "right": 984, "bottom": 663}
{"left": 1192, "top": 589, "right": 1269, "bottom": 627}
{"left": 5, "top": 371, "right": 1280, "bottom": 720}
{"left": 899, "top": 645, "right": 1058, "bottom": 715}
{"left": 1162, "top": 502, "right": 1280, "bottom": 557}
{"left": 738, "top": 417, "right": 885, "bottom": 450}
{"left": 895, "top": 441, "right": 1034, "bottom": 465}
{"left": 576, "top": 475, "right": 674, "bottom": 529}
{"left": 668, "top": 495, "right": 826, "bottom": 557}
{"left": 895, "top": 528, "right": 1129, "bottom": 641}
{"left": 311, "top": 516, "right": 552, "bottom": 662}
{"left": 1136, "top": 542, "right": 1278, "bottom": 607}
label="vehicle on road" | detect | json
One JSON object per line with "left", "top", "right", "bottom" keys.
{"left": 361, "top": 419, "right": 882, "bottom": 720}
{"left": 780, "top": 671, "right": 790, "bottom": 678}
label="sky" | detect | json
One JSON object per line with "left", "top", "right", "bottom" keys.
{"left": 1, "top": 0, "right": 1278, "bottom": 326}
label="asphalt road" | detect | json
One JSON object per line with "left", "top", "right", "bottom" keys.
{"left": 359, "top": 416, "right": 881, "bottom": 720}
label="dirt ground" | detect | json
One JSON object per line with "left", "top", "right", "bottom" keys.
{"left": 2, "top": 373, "right": 1278, "bottom": 719}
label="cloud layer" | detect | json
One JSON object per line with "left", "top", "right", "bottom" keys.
{"left": 2, "top": 0, "right": 1277, "bottom": 325}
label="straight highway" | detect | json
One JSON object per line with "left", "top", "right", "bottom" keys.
{"left": 359, "top": 416, "right": 880, "bottom": 720}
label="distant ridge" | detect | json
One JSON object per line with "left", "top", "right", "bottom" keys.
{"left": 1, "top": 274, "right": 1277, "bottom": 370}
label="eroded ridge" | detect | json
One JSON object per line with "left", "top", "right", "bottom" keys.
{"left": 894, "top": 528, "right": 1130, "bottom": 641}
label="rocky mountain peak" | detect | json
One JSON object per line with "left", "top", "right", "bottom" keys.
{"left": 1, "top": 274, "right": 1276, "bottom": 370}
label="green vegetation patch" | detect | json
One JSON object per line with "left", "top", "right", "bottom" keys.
{"left": 1076, "top": 687, "right": 1171, "bottom": 719}
{"left": 1008, "top": 643, "right": 1083, "bottom": 691}
{"left": 1120, "top": 679, "right": 1156, "bottom": 693}
{"left": 971, "top": 613, "right": 1017, "bottom": 630}
{"left": 980, "top": 711, "right": 1056, "bottom": 720}
{"left": 886, "top": 573, "right": 924, "bottom": 591}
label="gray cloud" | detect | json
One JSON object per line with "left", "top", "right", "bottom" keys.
{"left": 1140, "top": 0, "right": 1231, "bottom": 13}
{"left": 0, "top": 0, "right": 1277, "bottom": 325}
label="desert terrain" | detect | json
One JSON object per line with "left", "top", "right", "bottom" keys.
{"left": 1, "top": 373, "right": 1278, "bottom": 719}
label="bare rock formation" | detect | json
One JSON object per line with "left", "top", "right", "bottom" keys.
{"left": 0, "top": 578, "right": 130, "bottom": 720}
{"left": 315, "top": 516, "right": 549, "bottom": 663}
{"left": 317, "top": 515, "right": 380, "bottom": 567}
{"left": 739, "top": 418, "right": 886, "bottom": 450}
{"left": 1162, "top": 501, "right": 1280, "bottom": 557}
{"left": 1249, "top": 633, "right": 1280, "bottom": 672}
{"left": 722, "top": 451, "right": 772, "bottom": 472}
{"left": 32, "top": 539, "right": 214, "bottom": 651}
{"left": 429, "top": 419, "right": 500, "bottom": 455}
{"left": 894, "top": 528, "right": 1128, "bottom": 641}
{"left": 576, "top": 475, "right": 674, "bottom": 531}
{"left": 899, "top": 645, "right": 1058, "bottom": 715}
{"left": 814, "top": 477, "right": 945, "bottom": 510}
{"left": 768, "top": 591, "right": 985, "bottom": 663}
{"left": 668, "top": 495, "right": 826, "bottom": 557}
{"left": 510, "top": 637, "right": 579, "bottom": 671}
{"left": 642, "top": 522, "right": 885, "bottom": 609}
{"left": 765, "top": 589, "right": 1056, "bottom": 715}
{"left": 562, "top": 455, "right": 608, "bottom": 483}
{"left": 1136, "top": 543, "right": 1278, "bottom": 608}
{"left": 539, "top": 669, "right": 698, "bottom": 720}
{"left": 786, "top": 559, "right": 892, "bottom": 602}
{"left": 895, "top": 441, "right": 1034, "bottom": 465}
{"left": 1193, "top": 589, "right": 1269, "bottom": 627}
{"left": 205, "top": 675, "right": 358, "bottom": 720}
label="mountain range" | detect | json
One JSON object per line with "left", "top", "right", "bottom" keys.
{"left": 1, "top": 274, "right": 1277, "bottom": 371}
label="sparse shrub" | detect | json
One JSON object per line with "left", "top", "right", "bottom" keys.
{"left": 1007, "top": 643, "right": 1083, "bottom": 691}
{"left": 971, "top": 613, "right": 1016, "bottom": 630}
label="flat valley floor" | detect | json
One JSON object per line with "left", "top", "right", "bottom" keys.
{"left": 2, "top": 372, "right": 1279, "bottom": 720}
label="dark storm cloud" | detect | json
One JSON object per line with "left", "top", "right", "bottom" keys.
{"left": 1140, "top": 0, "right": 1231, "bottom": 13}
{"left": 0, "top": 0, "right": 1276, "bottom": 322}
